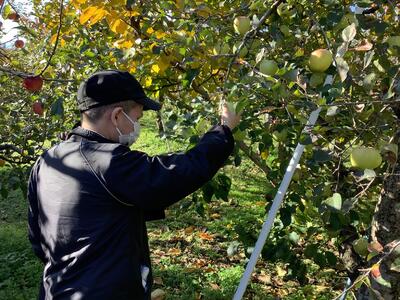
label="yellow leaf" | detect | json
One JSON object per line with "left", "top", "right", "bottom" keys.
{"left": 129, "top": 65, "right": 136, "bottom": 73}
{"left": 151, "top": 64, "right": 160, "bottom": 74}
{"left": 80, "top": 6, "right": 97, "bottom": 24}
{"left": 89, "top": 8, "right": 107, "bottom": 26}
{"left": 261, "top": 150, "right": 268, "bottom": 160}
{"left": 107, "top": 14, "right": 128, "bottom": 34}
{"left": 155, "top": 31, "right": 166, "bottom": 39}
{"left": 79, "top": 6, "right": 106, "bottom": 26}
{"left": 146, "top": 27, "right": 154, "bottom": 35}
{"left": 145, "top": 76, "right": 152, "bottom": 87}
{"left": 129, "top": 8, "right": 141, "bottom": 17}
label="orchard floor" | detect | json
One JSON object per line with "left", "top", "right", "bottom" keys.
{"left": 0, "top": 113, "right": 342, "bottom": 299}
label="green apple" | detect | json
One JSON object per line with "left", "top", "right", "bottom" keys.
{"left": 309, "top": 73, "right": 325, "bottom": 87}
{"left": 259, "top": 59, "right": 278, "bottom": 76}
{"left": 350, "top": 146, "right": 382, "bottom": 169}
{"left": 233, "top": 16, "right": 251, "bottom": 35}
{"left": 233, "top": 42, "right": 248, "bottom": 58}
{"left": 309, "top": 49, "right": 333, "bottom": 72}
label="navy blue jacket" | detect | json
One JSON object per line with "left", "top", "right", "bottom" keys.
{"left": 27, "top": 125, "right": 234, "bottom": 299}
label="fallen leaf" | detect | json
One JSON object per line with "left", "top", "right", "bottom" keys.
{"left": 184, "top": 226, "right": 195, "bottom": 234}
{"left": 168, "top": 248, "right": 181, "bottom": 256}
{"left": 198, "top": 232, "right": 214, "bottom": 241}
{"left": 151, "top": 288, "right": 166, "bottom": 300}
{"left": 153, "top": 277, "right": 164, "bottom": 285}
{"left": 256, "top": 273, "right": 271, "bottom": 284}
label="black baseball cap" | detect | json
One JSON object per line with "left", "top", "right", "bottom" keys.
{"left": 77, "top": 70, "right": 161, "bottom": 112}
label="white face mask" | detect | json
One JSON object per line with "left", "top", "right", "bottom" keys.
{"left": 116, "top": 111, "right": 141, "bottom": 147}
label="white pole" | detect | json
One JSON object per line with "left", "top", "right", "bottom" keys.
{"left": 232, "top": 107, "right": 322, "bottom": 300}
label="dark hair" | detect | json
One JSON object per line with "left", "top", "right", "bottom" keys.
{"left": 81, "top": 100, "right": 139, "bottom": 123}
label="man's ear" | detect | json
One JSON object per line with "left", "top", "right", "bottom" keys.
{"left": 110, "top": 107, "right": 123, "bottom": 127}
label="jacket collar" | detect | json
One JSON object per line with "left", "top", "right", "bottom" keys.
{"left": 68, "top": 126, "right": 116, "bottom": 144}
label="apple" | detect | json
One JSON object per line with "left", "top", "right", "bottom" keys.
{"left": 309, "top": 49, "right": 332, "bottom": 72}
{"left": 259, "top": 59, "right": 278, "bottom": 76}
{"left": 232, "top": 42, "right": 248, "bottom": 58}
{"left": 23, "top": 76, "right": 44, "bottom": 92}
{"left": 7, "top": 12, "right": 19, "bottom": 21}
{"left": 0, "top": 159, "right": 5, "bottom": 167}
{"left": 350, "top": 146, "right": 382, "bottom": 169}
{"left": 15, "top": 39, "right": 24, "bottom": 48}
{"left": 233, "top": 16, "right": 251, "bottom": 35}
{"left": 277, "top": 3, "right": 296, "bottom": 18}
{"left": 32, "top": 101, "right": 44, "bottom": 116}
{"left": 309, "top": 73, "right": 325, "bottom": 87}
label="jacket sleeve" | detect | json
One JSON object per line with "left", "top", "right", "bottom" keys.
{"left": 27, "top": 159, "right": 47, "bottom": 263}
{"left": 105, "top": 125, "right": 234, "bottom": 210}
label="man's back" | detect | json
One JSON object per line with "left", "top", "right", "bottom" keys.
{"left": 28, "top": 125, "right": 234, "bottom": 299}
{"left": 29, "top": 132, "right": 152, "bottom": 299}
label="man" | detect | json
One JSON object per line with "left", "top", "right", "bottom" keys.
{"left": 28, "top": 70, "right": 241, "bottom": 299}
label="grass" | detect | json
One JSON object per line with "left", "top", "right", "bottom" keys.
{"left": 0, "top": 112, "right": 341, "bottom": 299}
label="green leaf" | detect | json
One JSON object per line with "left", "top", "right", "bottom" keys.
{"left": 50, "top": 97, "right": 64, "bottom": 118}
{"left": 324, "top": 193, "right": 342, "bottom": 211}
{"left": 2, "top": 4, "right": 11, "bottom": 19}
{"left": 335, "top": 57, "right": 349, "bottom": 82}
{"left": 389, "top": 257, "right": 400, "bottom": 273}
{"left": 14, "top": 25, "right": 38, "bottom": 38}
{"left": 182, "top": 68, "right": 200, "bottom": 88}
{"left": 313, "top": 149, "right": 332, "bottom": 163}
{"left": 342, "top": 23, "right": 357, "bottom": 42}
{"left": 288, "top": 232, "right": 300, "bottom": 244}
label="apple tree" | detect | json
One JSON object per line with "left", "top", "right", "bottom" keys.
{"left": 1, "top": 0, "right": 400, "bottom": 297}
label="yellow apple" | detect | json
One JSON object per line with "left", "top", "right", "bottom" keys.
{"left": 233, "top": 16, "right": 251, "bottom": 35}
{"left": 259, "top": 59, "right": 278, "bottom": 76}
{"left": 309, "top": 49, "right": 333, "bottom": 72}
{"left": 350, "top": 146, "right": 382, "bottom": 169}
{"left": 233, "top": 42, "right": 248, "bottom": 58}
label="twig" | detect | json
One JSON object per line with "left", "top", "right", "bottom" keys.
{"left": 39, "top": 0, "right": 64, "bottom": 76}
